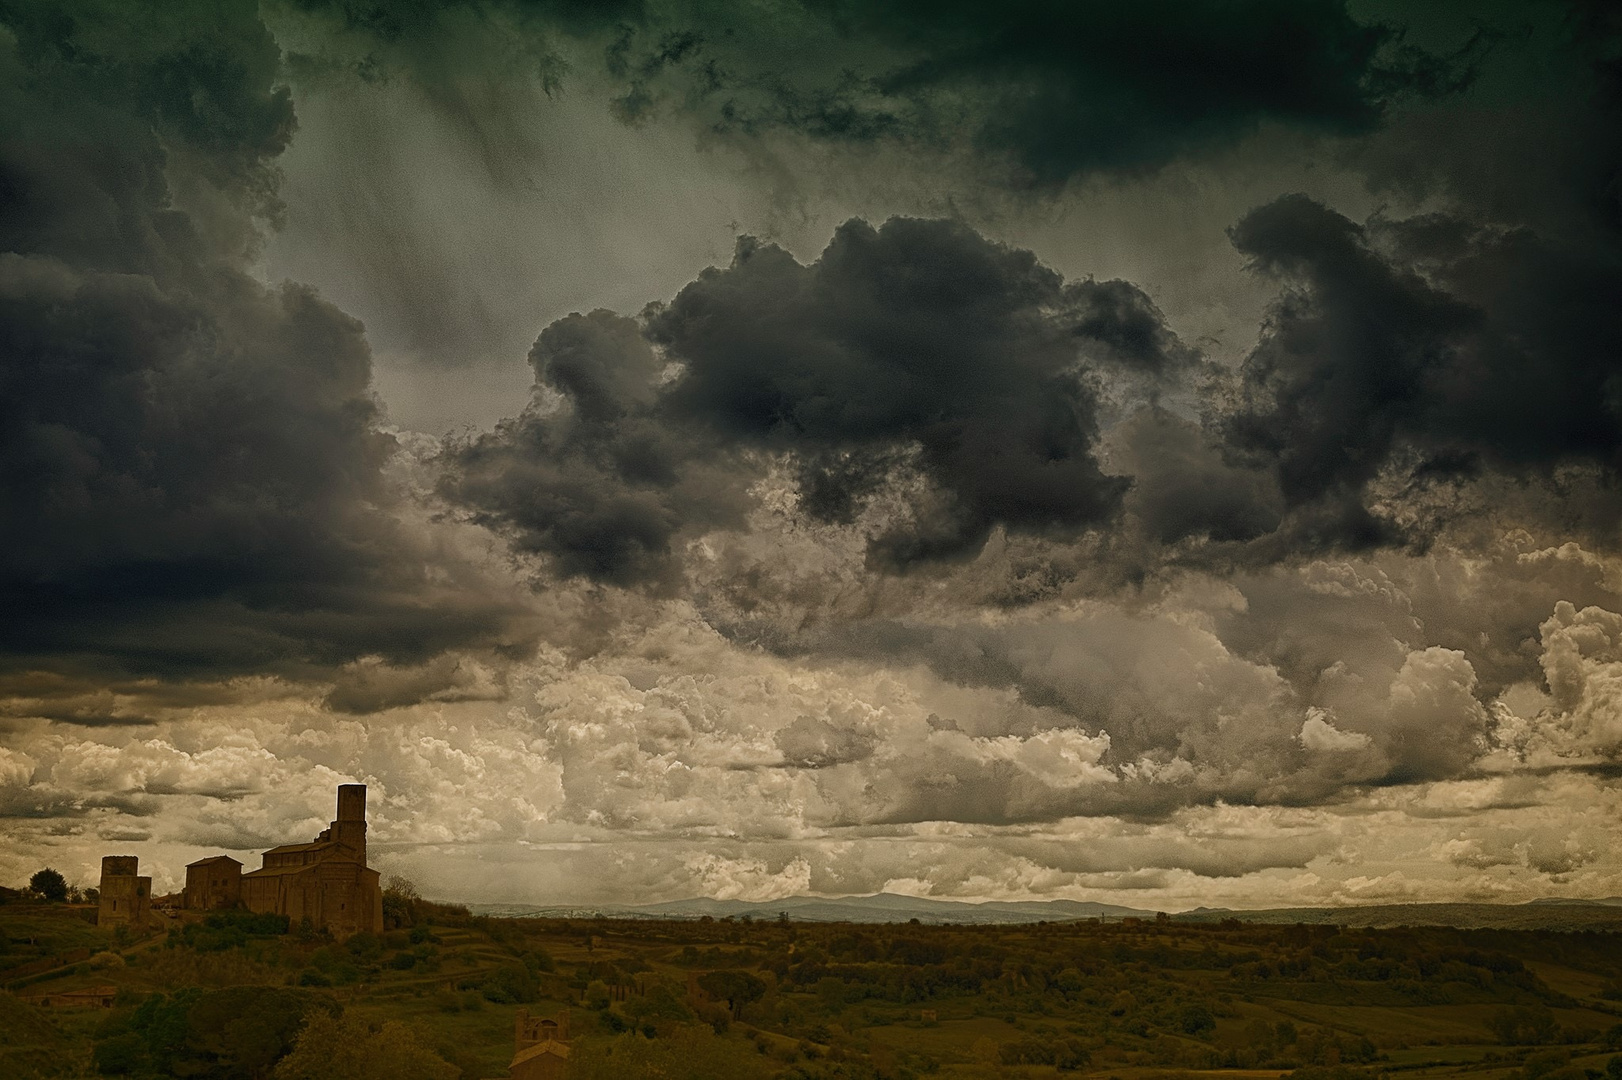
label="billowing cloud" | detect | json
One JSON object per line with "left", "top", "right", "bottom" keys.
{"left": 442, "top": 217, "right": 1200, "bottom": 580}
{"left": 1532, "top": 601, "right": 1622, "bottom": 753}
{"left": 1219, "top": 188, "right": 1621, "bottom": 556}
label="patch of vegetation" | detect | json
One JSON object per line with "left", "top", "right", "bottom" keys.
{"left": 167, "top": 911, "right": 291, "bottom": 953}
{"left": 7, "top": 900, "right": 1622, "bottom": 1079}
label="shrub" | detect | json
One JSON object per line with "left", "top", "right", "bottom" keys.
{"left": 1491, "top": 1006, "right": 1560, "bottom": 1046}
{"left": 999, "top": 1036, "right": 1089, "bottom": 1067}
{"left": 273, "top": 1012, "right": 457, "bottom": 1080}
{"left": 480, "top": 964, "right": 539, "bottom": 1004}
{"left": 1178, "top": 1004, "right": 1216, "bottom": 1035}
{"left": 1523, "top": 1049, "right": 1572, "bottom": 1080}
{"left": 345, "top": 932, "right": 382, "bottom": 962}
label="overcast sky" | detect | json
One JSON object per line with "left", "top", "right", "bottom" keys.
{"left": 3, "top": 0, "right": 1621, "bottom": 910}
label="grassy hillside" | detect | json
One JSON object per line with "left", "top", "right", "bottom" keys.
{"left": 5, "top": 900, "right": 1622, "bottom": 1079}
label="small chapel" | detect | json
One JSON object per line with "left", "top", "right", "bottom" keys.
{"left": 182, "top": 783, "right": 383, "bottom": 936}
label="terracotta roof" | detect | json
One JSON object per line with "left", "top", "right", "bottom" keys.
{"left": 511, "top": 1040, "right": 570, "bottom": 1067}
{"left": 185, "top": 855, "right": 242, "bottom": 867}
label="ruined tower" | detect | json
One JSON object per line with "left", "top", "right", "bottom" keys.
{"left": 97, "top": 855, "right": 150, "bottom": 928}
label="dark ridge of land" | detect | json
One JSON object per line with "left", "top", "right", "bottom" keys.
{"left": 1174, "top": 904, "right": 1622, "bottom": 932}
{"left": 470, "top": 894, "right": 1622, "bottom": 932}
{"left": 475, "top": 892, "right": 1151, "bottom": 924}
{"left": 7, "top": 897, "right": 1622, "bottom": 1080}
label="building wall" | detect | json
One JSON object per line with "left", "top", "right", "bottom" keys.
{"left": 97, "top": 856, "right": 150, "bottom": 927}
{"left": 183, "top": 861, "right": 241, "bottom": 910}
{"left": 228, "top": 785, "right": 384, "bottom": 937}
{"left": 242, "top": 863, "right": 381, "bottom": 936}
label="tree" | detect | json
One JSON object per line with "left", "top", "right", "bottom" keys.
{"left": 275, "top": 1013, "right": 457, "bottom": 1080}
{"left": 382, "top": 876, "right": 420, "bottom": 930}
{"left": 695, "top": 970, "right": 766, "bottom": 1019}
{"left": 96, "top": 986, "right": 336, "bottom": 1078}
{"left": 29, "top": 868, "right": 68, "bottom": 902}
{"left": 1179, "top": 1003, "right": 1216, "bottom": 1035}
{"left": 1489, "top": 1005, "right": 1559, "bottom": 1046}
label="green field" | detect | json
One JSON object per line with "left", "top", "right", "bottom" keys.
{"left": 5, "top": 898, "right": 1622, "bottom": 1079}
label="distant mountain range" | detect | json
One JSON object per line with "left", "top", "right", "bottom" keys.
{"left": 467, "top": 892, "right": 1622, "bottom": 929}
{"left": 1175, "top": 900, "right": 1622, "bottom": 930}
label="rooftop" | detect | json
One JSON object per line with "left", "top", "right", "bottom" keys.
{"left": 185, "top": 855, "right": 242, "bottom": 867}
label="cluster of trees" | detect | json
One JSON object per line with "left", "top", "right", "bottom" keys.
{"left": 92, "top": 986, "right": 335, "bottom": 1078}
{"left": 379, "top": 876, "right": 466, "bottom": 930}
{"left": 21, "top": 868, "right": 95, "bottom": 905}
{"left": 91, "top": 986, "right": 459, "bottom": 1080}
{"left": 998, "top": 1033, "right": 1092, "bottom": 1068}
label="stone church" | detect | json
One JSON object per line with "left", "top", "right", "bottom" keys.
{"left": 182, "top": 783, "right": 383, "bottom": 936}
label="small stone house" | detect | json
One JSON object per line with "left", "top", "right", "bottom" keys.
{"left": 183, "top": 855, "right": 242, "bottom": 910}
{"left": 508, "top": 1009, "right": 569, "bottom": 1080}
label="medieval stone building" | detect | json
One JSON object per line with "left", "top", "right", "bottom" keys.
{"left": 103, "top": 784, "right": 382, "bottom": 936}
{"left": 183, "top": 854, "right": 242, "bottom": 910}
{"left": 237, "top": 784, "right": 383, "bottom": 936}
{"left": 508, "top": 1009, "right": 569, "bottom": 1080}
{"left": 97, "top": 855, "right": 150, "bottom": 928}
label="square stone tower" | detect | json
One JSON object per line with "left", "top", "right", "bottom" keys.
{"left": 97, "top": 855, "right": 150, "bottom": 927}
{"left": 329, "top": 783, "right": 368, "bottom": 861}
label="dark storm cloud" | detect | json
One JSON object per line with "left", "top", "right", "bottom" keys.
{"left": 0, "top": 0, "right": 536, "bottom": 691}
{"left": 1110, "top": 410, "right": 1283, "bottom": 547}
{"left": 442, "top": 309, "right": 754, "bottom": 587}
{"left": 1217, "top": 193, "right": 1622, "bottom": 554}
{"left": 602, "top": 0, "right": 1483, "bottom": 187}
{"left": 1203, "top": 3, "right": 1622, "bottom": 557}
{"left": 650, "top": 220, "right": 1165, "bottom": 563}
{"left": 1353, "top": 0, "right": 1621, "bottom": 242}
{"left": 269, "top": 0, "right": 1480, "bottom": 190}
{"left": 441, "top": 217, "right": 1200, "bottom": 582}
